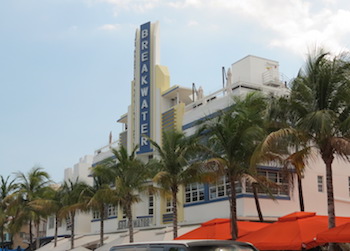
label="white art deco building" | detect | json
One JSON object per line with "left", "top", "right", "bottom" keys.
{"left": 43, "top": 21, "right": 350, "bottom": 250}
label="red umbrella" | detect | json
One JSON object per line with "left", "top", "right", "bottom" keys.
{"left": 175, "top": 218, "right": 269, "bottom": 240}
{"left": 237, "top": 212, "right": 350, "bottom": 250}
{"left": 317, "top": 222, "right": 350, "bottom": 243}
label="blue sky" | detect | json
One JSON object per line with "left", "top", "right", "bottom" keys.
{"left": 1, "top": 0, "right": 349, "bottom": 183}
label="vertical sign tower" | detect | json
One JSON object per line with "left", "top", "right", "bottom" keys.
{"left": 139, "top": 22, "right": 151, "bottom": 153}
{"left": 131, "top": 21, "right": 161, "bottom": 155}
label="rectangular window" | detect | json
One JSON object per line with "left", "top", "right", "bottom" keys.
{"left": 185, "top": 183, "right": 205, "bottom": 203}
{"left": 122, "top": 206, "right": 127, "bottom": 219}
{"left": 166, "top": 198, "right": 173, "bottom": 213}
{"left": 318, "top": 175, "right": 324, "bottom": 192}
{"left": 93, "top": 211, "right": 100, "bottom": 220}
{"left": 108, "top": 204, "right": 117, "bottom": 217}
{"left": 209, "top": 176, "right": 241, "bottom": 200}
{"left": 246, "top": 170, "right": 289, "bottom": 196}
{"left": 148, "top": 192, "right": 154, "bottom": 215}
{"left": 48, "top": 216, "right": 55, "bottom": 229}
{"left": 66, "top": 216, "right": 72, "bottom": 231}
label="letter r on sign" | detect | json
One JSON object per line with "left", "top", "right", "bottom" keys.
{"left": 141, "top": 137, "right": 148, "bottom": 146}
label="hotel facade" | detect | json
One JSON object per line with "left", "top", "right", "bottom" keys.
{"left": 43, "top": 21, "right": 350, "bottom": 249}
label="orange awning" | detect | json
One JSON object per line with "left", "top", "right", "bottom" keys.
{"left": 317, "top": 222, "right": 350, "bottom": 243}
{"left": 175, "top": 218, "right": 269, "bottom": 240}
{"left": 237, "top": 212, "right": 350, "bottom": 250}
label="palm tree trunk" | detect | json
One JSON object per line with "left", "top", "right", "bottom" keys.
{"left": 54, "top": 214, "right": 58, "bottom": 247}
{"left": 325, "top": 156, "right": 336, "bottom": 251}
{"left": 297, "top": 174, "right": 305, "bottom": 211}
{"left": 320, "top": 148, "right": 336, "bottom": 251}
{"left": 172, "top": 186, "right": 178, "bottom": 239}
{"left": 35, "top": 220, "right": 40, "bottom": 250}
{"left": 70, "top": 213, "right": 75, "bottom": 250}
{"left": 100, "top": 207, "right": 105, "bottom": 247}
{"left": 325, "top": 159, "right": 335, "bottom": 228}
{"left": 1, "top": 226, "right": 4, "bottom": 250}
{"left": 252, "top": 183, "right": 264, "bottom": 222}
{"left": 126, "top": 204, "right": 134, "bottom": 243}
{"left": 29, "top": 219, "right": 33, "bottom": 250}
{"left": 229, "top": 176, "right": 238, "bottom": 240}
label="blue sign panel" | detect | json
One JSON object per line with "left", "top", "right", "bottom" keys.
{"left": 139, "top": 22, "right": 152, "bottom": 153}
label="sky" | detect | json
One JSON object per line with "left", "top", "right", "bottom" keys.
{"left": 1, "top": 0, "right": 350, "bottom": 183}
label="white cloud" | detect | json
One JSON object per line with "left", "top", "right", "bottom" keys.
{"left": 168, "top": 0, "right": 201, "bottom": 8}
{"left": 91, "top": 0, "right": 350, "bottom": 54}
{"left": 99, "top": 24, "right": 121, "bottom": 30}
{"left": 183, "top": 0, "right": 349, "bottom": 55}
{"left": 94, "top": 0, "right": 161, "bottom": 15}
{"left": 187, "top": 20, "right": 198, "bottom": 26}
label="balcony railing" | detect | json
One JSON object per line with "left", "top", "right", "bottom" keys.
{"left": 117, "top": 216, "right": 153, "bottom": 230}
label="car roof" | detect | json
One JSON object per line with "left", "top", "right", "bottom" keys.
{"left": 111, "top": 239, "right": 254, "bottom": 247}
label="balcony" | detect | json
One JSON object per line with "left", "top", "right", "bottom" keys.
{"left": 117, "top": 216, "right": 153, "bottom": 230}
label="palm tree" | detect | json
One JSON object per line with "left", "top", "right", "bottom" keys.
{"left": 0, "top": 175, "right": 17, "bottom": 249}
{"left": 202, "top": 92, "right": 268, "bottom": 240}
{"left": 29, "top": 185, "right": 64, "bottom": 248}
{"left": 288, "top": 49, "right": 350, "bottom": 233}
{"left": 81, "top": 164, "right": 115, "bottom": 247}
{"left": 60, "top": 178, "right": 89, "bottom": 250}
{"left": 149, "top": 129, "right": 204, "bottom": 239}
{"left": 261, "top": 95, "right": 312, "bottom": 212}
{"left": 109, "top": 145, "right": 152, "bottom": 243}
{"left": 15, "top": 167, "right": 51, "bottom": 250}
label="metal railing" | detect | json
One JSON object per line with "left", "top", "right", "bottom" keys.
{"left": 117, "top": 216, "right": 153, "bottom": 230}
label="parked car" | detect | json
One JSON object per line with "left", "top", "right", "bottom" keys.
{"left": 109, "top": 240, "right": 258, "bottom": 251}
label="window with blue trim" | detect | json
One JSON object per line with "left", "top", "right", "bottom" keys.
{"left": 108, "top": 204, "right": 117, "bottom": 217}
{"left": 209, "top": 176, "right": 242, "bottom": 200}
{"left": 185, "top": 183, "right": 205, "bottom": 203}
{"left": 246, "top": 170, "right": 289, "bottom": 196}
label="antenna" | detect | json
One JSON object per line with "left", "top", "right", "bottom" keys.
{"left": 222, "top": 67, "right": 227, "bottom": 89}
{"left": 192, "top": 83, "right": 196, "bottom": 102}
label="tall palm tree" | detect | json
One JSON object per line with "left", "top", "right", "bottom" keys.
{"left": 288, "top": 49, "right": 350, "bottom": 233}
{"left": 60, "top": 178, "right": 89, "bottom": 250}
{"left": 29, "top": 185, "right": 64, "bottom": 248}
{"left": 81, "top": 164, "right": 115, "bottom": 247}
{"left": 260, "top": 95, "right": 311, "bottom": 212}
{"left": 149, "top": 129, "right": 203, "bottom": 239}
{"left": 0, "top": 175, "right": 17, "bottom": 249}
{"left": 15, "top": 167, "right": 51, "bottom": 250}
{"left": 109, "top": 145, "right": 152, "bottom": 243}
{"left": 202, "top": 92, "right": 268, "bottom": 240}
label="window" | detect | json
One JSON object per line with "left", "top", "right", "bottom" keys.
{"left": 209, "top": 176, "right": 241, "bottom": 200}
{"left": 209, "top": 176, "right": 229, "bottom": 200}
{"left": 66, "top": 216, "right": 72, "bottom": 231}
{"left": 246, "top": 170, "right": 288, "bottom": 196}
{"left": 122, "top": 206, "right": 127, "bottom": 219}
{"left": 318, "top": 175, "right": 324, "bottom": 192}
{"left": 148, "top": 192, "right": 154, "bottom": 215}
{"left": 93, "top": 210, "right": 100, "bottom": 220}
{"left": 166, "top": 198, "right": 173, "bottom": 213}
{"left": 185, "top": 183, "right": 205, "bottom": 203}
{"left": 108, "top": 204, "right": 117, "bottom": 217}
{"left": 4, "top": 233, "right": 11, "bottom": 242}
{"left": 48, "top": 216, "right": 55, "bottom": 229}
